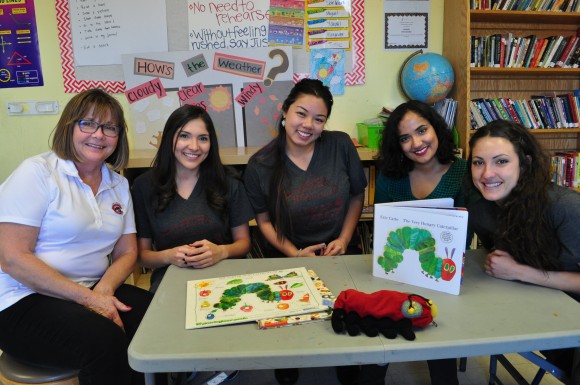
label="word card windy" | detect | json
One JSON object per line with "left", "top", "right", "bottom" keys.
{"left": 372, "top": 199, "right": 468, "bottom": 295}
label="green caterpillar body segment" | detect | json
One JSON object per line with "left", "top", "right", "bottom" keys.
{"left": 213, "top": 282, "right": 286, "bottom": 310}
{"left": 380, "top": 226, "right": 445, "bottom": 280}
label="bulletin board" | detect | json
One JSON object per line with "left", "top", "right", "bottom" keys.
{"left": 55, "top": 0, "right": 365, "bottom": 93}
{"left": 122, "top": 47, "right": 294, "bottom": 149}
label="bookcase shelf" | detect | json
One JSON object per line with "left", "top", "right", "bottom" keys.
{"left": 443, "top": 3, "right": 580, "bottom": 156}
{"left": 471, "top": 10, "right": 580, "bottom": 24}
{"left": 471, "top": 67, "right": 580, "bottom": 76}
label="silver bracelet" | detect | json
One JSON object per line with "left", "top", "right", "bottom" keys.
{"left": 294, "top": 248, "right": 302, "bottom": 258}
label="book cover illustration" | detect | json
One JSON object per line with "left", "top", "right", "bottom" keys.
{"left": 186, "top": 267, "right": 330, "bottom": 329}
{"left": 257, "top": 269, "right": 335, "bottom": 329}
{"left": 372, "top": 199, "right": 468, "bottom": 295}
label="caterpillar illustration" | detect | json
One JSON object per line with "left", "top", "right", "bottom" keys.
{"left": 213, "top": 282, "right": 296, "bottom": 311}
{"left": 377, "top": 226, "right": 456, "bottom": 281}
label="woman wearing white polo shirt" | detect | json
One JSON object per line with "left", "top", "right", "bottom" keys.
{"left": 0, "top": 89, "right": 157, "bottom": 385}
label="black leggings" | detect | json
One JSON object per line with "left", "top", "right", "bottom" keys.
{"left": 358, "top": 359, "right": 459, "bottom": 385}
{"left": 0, "top": 284, "right": 153, "bottom": 385}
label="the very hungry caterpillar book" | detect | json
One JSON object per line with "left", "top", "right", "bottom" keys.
{"left": 185, "top": 267, "right": 331, "bottom": 329}
{"left": 372, "top": 198, "right": 468, "bottom": 295}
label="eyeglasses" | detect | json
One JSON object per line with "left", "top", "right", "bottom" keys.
{"left": 77, "top": 119, "right": 120, "bottom": 138}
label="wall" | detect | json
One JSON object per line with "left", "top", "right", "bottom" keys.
{"left": 0, "top": 0, "right": 444, "bottom": 182}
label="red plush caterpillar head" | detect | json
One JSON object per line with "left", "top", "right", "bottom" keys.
{"left": 333, "top": 289, "right": 437, "bottom": 328}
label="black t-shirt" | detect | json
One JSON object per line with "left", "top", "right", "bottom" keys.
{"left": 244, "top": 131, "right": 367, "bottom": 249}
{"left": 131, "top": 170, "right": 254, "bottom": 251}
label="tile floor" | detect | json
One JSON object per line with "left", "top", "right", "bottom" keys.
{"left": 135, "top": 273, "right": 565, "bottom": 385}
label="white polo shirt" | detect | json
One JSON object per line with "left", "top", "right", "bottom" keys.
{"left": 0, "top": 152, "right": 136, "bottom": 312}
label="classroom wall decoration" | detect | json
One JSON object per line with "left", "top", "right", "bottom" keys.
{"left": 56, "top": 0, "right": 125, "bottom": 93}
{"left": 122, "top": 46, "right": 294, "bottom": 149}
{"left": 0, "top": 0, "right": 44, "bottom": 89}
{"left": 187, "top": 0, "right": 270, "bottom": 51}
{"left": 55, "top": 0, "right": 365, "bottom": 93}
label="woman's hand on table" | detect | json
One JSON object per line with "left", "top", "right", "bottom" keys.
{"left": 484, "top": 249, "right": 522, "bottom": 281}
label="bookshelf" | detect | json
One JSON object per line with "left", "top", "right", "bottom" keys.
{"left": 442, "top": 4, "right": 580, "bottom": 156}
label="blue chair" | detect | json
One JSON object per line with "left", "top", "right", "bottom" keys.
{"left": 489, "top": 352, "right": 570, "bottom": 385}
{"left": 0, "top": 353, "right": 79, "bottom": 385}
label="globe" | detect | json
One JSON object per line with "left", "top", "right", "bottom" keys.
{"left": 400, "top": 52, "right": 455, "bottom": 104}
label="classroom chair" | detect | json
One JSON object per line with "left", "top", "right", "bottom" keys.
{"left": 489, "top": 352, "right": 569, "bottom": 385}
{"left": 0, "top": 353, "right": 79, "bottom": 385}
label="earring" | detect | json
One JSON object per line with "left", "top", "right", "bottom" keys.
{"left": 281, "top": 119, "right": 286, "bottom": 127}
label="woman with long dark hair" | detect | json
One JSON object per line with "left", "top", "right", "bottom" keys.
{"left": 243, "top": 78, "right": 367, "bottom": 385}
{"left": 361, "top": 100, "right": 468, "bottom": 385}
{"left": 375, "top": 100, "right": 466, "bottom": 205}
{"left": 131, "top": 105, "right": 253, "bottom": 292}
{"left": 244, "top": 78, "right": 367, "bottom": 259}
{"left": 467, "top": 119, "right": 580, "bottom": 380}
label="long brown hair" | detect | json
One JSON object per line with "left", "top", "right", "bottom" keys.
{"left": 467, "top": 120, "right": 561, "bottom": 270}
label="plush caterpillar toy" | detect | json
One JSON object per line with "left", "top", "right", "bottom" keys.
{"left": 331, "top": 289, "right": 437, "bottom": 341}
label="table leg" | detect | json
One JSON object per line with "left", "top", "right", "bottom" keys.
{"left": 145, "top": 372, "right": 156, "bottom": 385}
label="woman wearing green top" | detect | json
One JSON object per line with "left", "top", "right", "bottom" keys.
{"left": 375, "top": 100, "right": 467, "bottom": 206}
{"left": 351, "top": 100, "right": 467, "bottom": 385}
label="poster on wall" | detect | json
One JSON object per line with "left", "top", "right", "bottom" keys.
{"left": 0, "top": 0, "right": 44, "bottom": 89}
{"left": 122, "top": 46, "right": 294, "bottom": 150}
{"left": 384, "top": 0, "right": 430, "bottom": 51}
{"left": 68, "top": 0, "right": 168, "bottom": 66}
{"left": 187, "top": 0, "right": 270, "bottom": 50}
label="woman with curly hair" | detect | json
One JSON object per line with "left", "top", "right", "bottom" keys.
{"left": 467, "top": 119, "right": 580, "bottom": 380}
{"left": 131, "top": 105, "right": 253, "bottom": 293}
{"left": 359, "top": 100, "right": 466, "bottom": 385}
{"left": 375, "top": 100, "right": 467, "bottom": 206}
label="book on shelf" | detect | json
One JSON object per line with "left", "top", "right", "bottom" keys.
{"left": 487, "top": 99, "right": 505, "bottom": 122}
{"left": 532, "top": 95, "right": 556, "bottom": 128}
{"left": 558, "top": 93, "right": 579, "bottom": 127}
{"left": 542, "top": 35, "right": 563, "bottom": 68}
{"left": 555, "top": 36, "right": 578, "bottom": 67}
{"left": 490, "top": 34, "right": 497, "bottom": 68}
{"left": 507, "top": 37, "right": 521, "bottom": 68}
{"left": 538, "top": 36, "right": 558, "bottom": 68}
{"left": 185, "top": 267, "right": 331, "bottom": 329}
{"left": 532, "top": 97, "right": 555, "bottom": 128}
{"left": 512, "top": 99, "right": 532, "bottom": 128}
{"left": 491, "top": 98, "right": 511, "bottom": 121}
{"left": 516, "top": 36, "right": 532, "bottom": 68}
{"left": 372, "top": 198, "right": 468, "bottom": 295}
{"left": 473, "top": 98, "right": 496, "bottom": 122}
{"left": 570, "top": 45, "right": 580, "bottom": 68}
{"left": 526, "top": 99, "right": 545, "bottom": 128}
{"left": 552, "top": 152, "right": 579, "bottom": 188}
{"left": 523, "top": 35, "right": 539, "bottom": 68}
{"left": 470, "top": 36, "right": 477, "bottom": 67}
{"left": 530, "top": 38, "right": 549, "bottom": 68}
{"left": 474, "top": 0, "right": 580, "bottom": 10}
{"left": 469, "top": 101, "right": 486, "bottom": 129}
{"left": 549, "top": 36, "right": 570, "bottom": 67}
{"left": 499, "top": 34, "right": 507, "bottom": 67}
{"left": 520, "top": 99, "right": 539, "bottom": 128}
{"left": 568, "top": 91, "right": 580, "bottom": 126}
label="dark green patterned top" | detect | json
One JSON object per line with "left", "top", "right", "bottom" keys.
{"left": 375, "top": 158, "right": 468, "bottom": 206}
